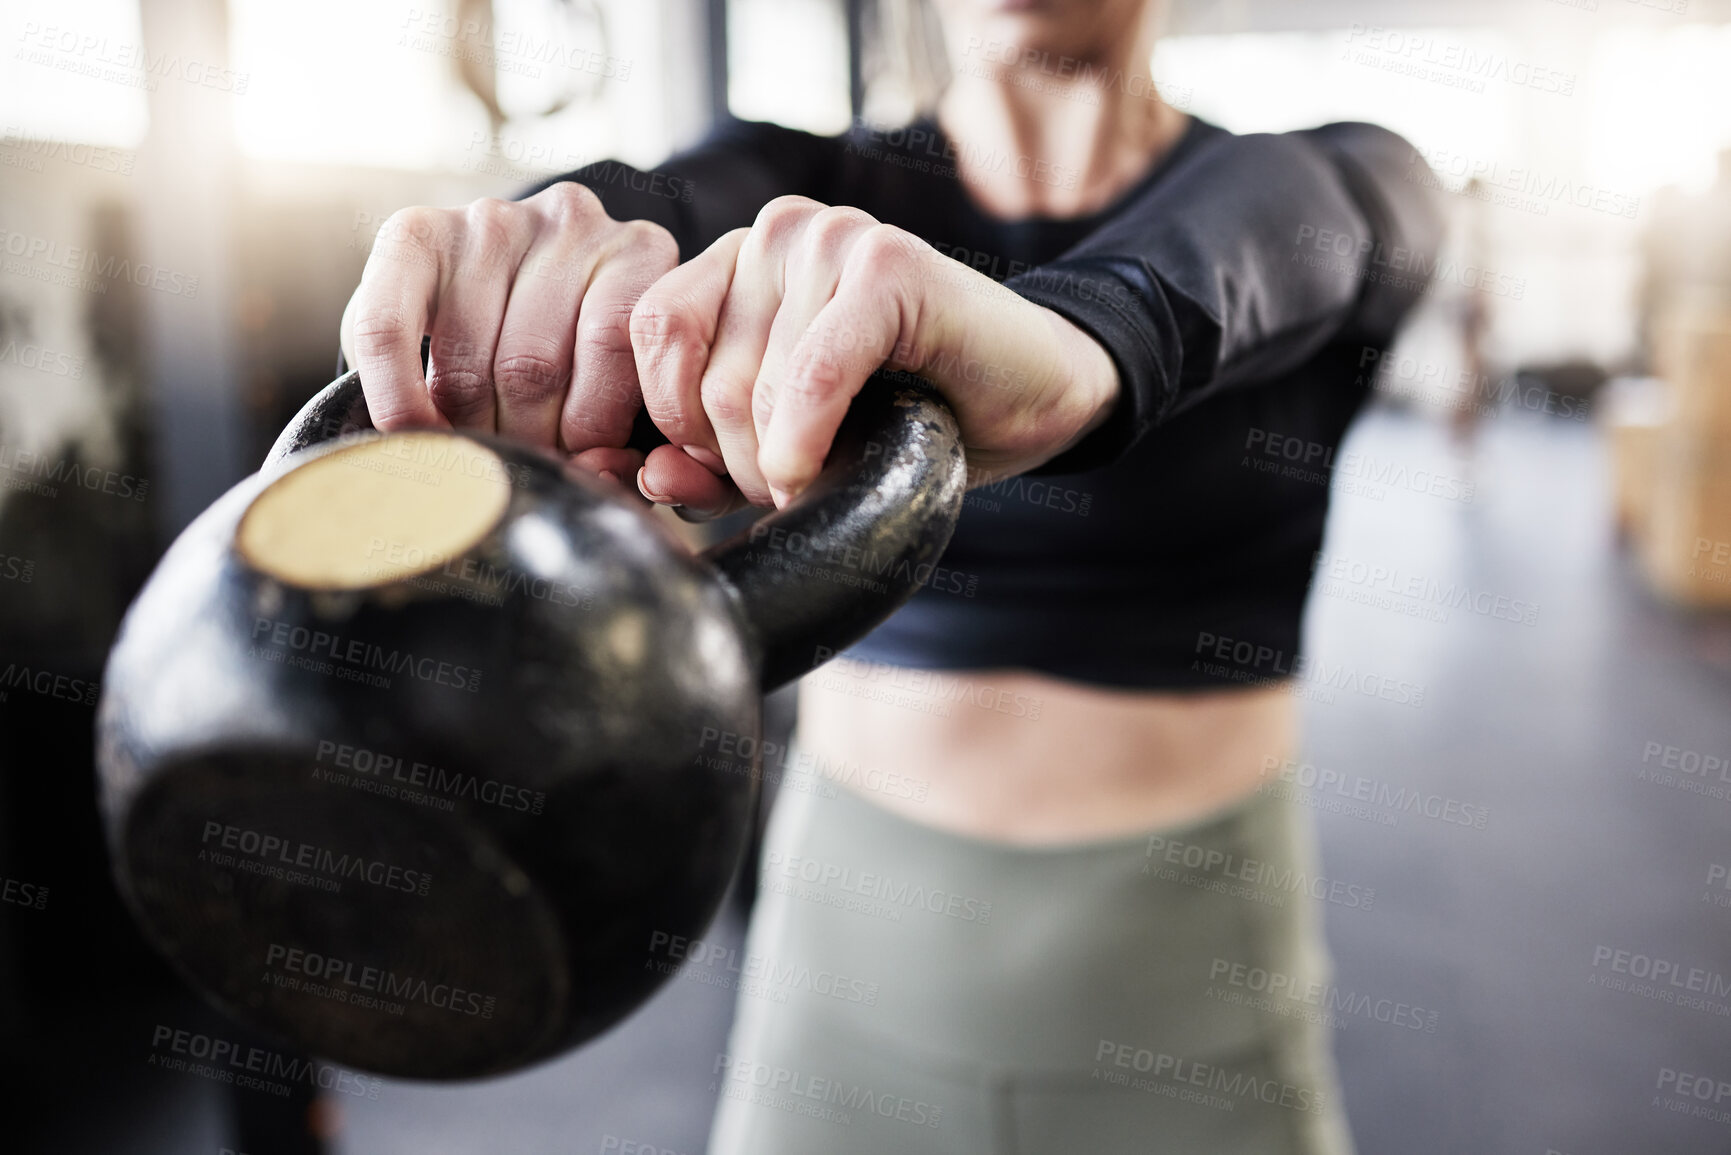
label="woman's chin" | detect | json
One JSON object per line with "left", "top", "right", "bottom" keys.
{"left": 954, "top": 1, "right": 1107, "bottom": 59}
{"left": 950, "top": 0, "right": 1064, "bottom": 26}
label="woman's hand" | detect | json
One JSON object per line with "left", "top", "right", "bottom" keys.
{"left": 339, "top": 183, "right": 678, "bottom": 482}
{"left": 628, "top": 196, "right": 1121, "bottom": 513}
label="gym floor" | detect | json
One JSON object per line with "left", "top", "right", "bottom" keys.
{"left": 50, "top": 398, "right": 1723, "bottom": 1155}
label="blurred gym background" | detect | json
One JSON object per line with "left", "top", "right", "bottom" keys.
{"left": 3, "top": 0, "right": 1730, "bottom": 1152}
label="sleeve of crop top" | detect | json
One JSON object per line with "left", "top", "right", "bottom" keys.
{"left": 1004, "top": 122, "right": 1448, "bottom": 475}
{"left": 519, "top": 117, "right": 838, "bottom": 261}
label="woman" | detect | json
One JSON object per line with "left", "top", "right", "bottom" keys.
{"left": 341, "top": 0, "right": 1442, "bottom": 1150}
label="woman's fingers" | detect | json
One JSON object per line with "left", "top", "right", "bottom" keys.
{"left": 693, "top": 198, "right": 832, "bottom": 505}
{"left": 698, "top": 278, "right": 779, "bottom": 505}
{"left": 425, "top": 199, "right": 537, "bottom": 433}
{"left": 488, "top": 191, "right": 600, "bottom": 445}
{"left": 636, "top": 443, "right": 750, "bottom": 515}
{"left": 631, "top": 229, "right": 744, "bottom": 454}
{"left": 562, "top": 220, "right": 680, "bottom": 455}
{"left": 424, "top": 272, "right": 513, "bottom": 433}
{"left": 344, "top": 207, "right": 453, "bottom": 430}
{"left": 760, "top": 229, "right": 919, "bottom": 500}
{"left": 752, "top": 207, "right": 883, "bottom": 502}
{"left": 338, "top": 184, "right": 679, "bottom": 461}
{"left": 628, "top": 199, "right": 922, "bottom": 511}
{"left": 565, "top": 445, "right": 647, "bottom": 500}
{"left": 628, "top": 223, "right": 784, "bottom": 507}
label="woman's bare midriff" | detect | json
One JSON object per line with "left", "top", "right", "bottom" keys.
{"left": 795, "top": 668, "right": 1298, "bottom": 845}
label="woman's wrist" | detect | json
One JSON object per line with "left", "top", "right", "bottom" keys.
{"left": 1040, "top": 310, "right": 1124, "bottom": 465}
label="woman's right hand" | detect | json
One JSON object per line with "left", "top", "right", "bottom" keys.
{"left": 339, "top": 183, "right": 679, "bottom": 481}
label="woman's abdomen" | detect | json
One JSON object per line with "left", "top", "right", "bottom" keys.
{"left": 794, "top": 666, "right": 1299, "bottom": 844}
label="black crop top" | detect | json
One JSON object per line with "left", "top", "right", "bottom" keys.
{"left": 529, "top": 114, "right": 1446, "bottom": 690}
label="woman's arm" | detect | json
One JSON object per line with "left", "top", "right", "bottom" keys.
{"left": 1005, "top": 122, "right": 1447, "bottom": 474}
{"left": 624, "top": 201, "right": 1120, "bottom": 511}
{"left": 617, "top": 122, "right": 1442, "bottom": 511}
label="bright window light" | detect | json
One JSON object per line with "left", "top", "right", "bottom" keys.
{"left": 728, "top": 0, "right": 852, "bottom": 136}
{"left": 229, "top": 0, "right": 660, "bottom": 174}
{"left": 229, "top": 0, "right": 490, "bottom": 169}
{"left": 1153, "top": 29, "right": 1516, "bottom": 172}
{"left": 0, "top": 0, "right": 149, "bottom": 147}
{"left": 1586, "top": 23, "right": 1731, "bottom": 196}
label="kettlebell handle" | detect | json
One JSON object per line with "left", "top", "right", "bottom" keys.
{"left": 266, "top": 370, "right": 966, "bottom": 689}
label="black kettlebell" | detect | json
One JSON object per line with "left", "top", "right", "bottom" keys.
{"left": 95, "top": 368, "right": 963, "bottom": 1080}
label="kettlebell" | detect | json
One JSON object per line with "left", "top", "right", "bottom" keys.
{"left": 95, "top": 367, "right": 964, "bottom": 1080}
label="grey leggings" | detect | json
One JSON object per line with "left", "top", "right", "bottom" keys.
{"left": 707, "top": 769, "right": 1357, "bottom": 1155}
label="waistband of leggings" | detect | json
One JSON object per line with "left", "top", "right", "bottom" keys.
{"left": 801, "top": 761, "right": 1295, "bottom": 869}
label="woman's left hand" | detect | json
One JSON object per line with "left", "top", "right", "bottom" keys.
{"left": 626, "top": 195, "right": 1121, "bottom": 514}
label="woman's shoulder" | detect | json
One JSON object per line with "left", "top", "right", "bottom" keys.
{"left": 693, "top": 115, "right": 855, "bottom": 161}
{"left": 1288, "top": 120, "right": 1423, "bottom": 165}
{"left": 1210, "top": 118, "right": 1421, "bottom": 171}
{"left": 1155, "top": 116, "right": 1423, "bottom": 196}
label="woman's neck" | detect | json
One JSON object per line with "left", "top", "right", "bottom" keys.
{"left": 935, "top": 33, "right": 1187, "bottom": 219}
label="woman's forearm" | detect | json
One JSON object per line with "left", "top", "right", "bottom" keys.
{"left": 1006, "top": 123, "right": 1447, "bottom": 474}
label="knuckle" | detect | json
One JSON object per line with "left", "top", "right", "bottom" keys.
{"left": 577, "top": 297, "right": 639, "bottom": 358}
{"left": 628, "top": 294, "right": 694, "bottom": 349}
{"left": 619, "top": 218, "right": 679, "bottom": 267}
{"left": 759, "top": 194, "right": 825, "bottom": 220}
{"left": 781, "top": 350, "right": 850, "bottom": 406}
{"left": 851, "top": 224, "right": 922, "bottom": 278}
{"left": 751, "top": 385, "right": 778, "bottom": 430}
{"left": 467, "top": 195, "right": 516, "bottom": 223}
{"left": 378, "top": 205, "right": 442, "bottom": 247}
{"left": 425, "top": 367, "right": 492, "bottom": 413}
{"left": 561, "top": 406, "right": 622, "bottom": 446}
{"left": 752, "top": 195, "right": 825, "bottom": 247}
{"left": 350, "top": 306, "right": 416, "bottom": 352}
{"left": 647, "top": 410, "right": 704, "bottom": 447}
{"left": 464, "top": 197, "right": 525, "bottom": 261}
{"left": 493, "top": 348, "right": 567, "bottom": 404}
{"left": 805, "top": 206, "right": 876, "bottom": 256}
{"left": 370, "top": 207, "right": 449, "bottom": 270}
{"left": 366, "top": 398, "right": 424, "bottom": 430}
{"left": 538, "top": 180, "right": 602, "bottom": 223}
{"left": 699, "top": 373, "right": 753, "bottom": 427}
